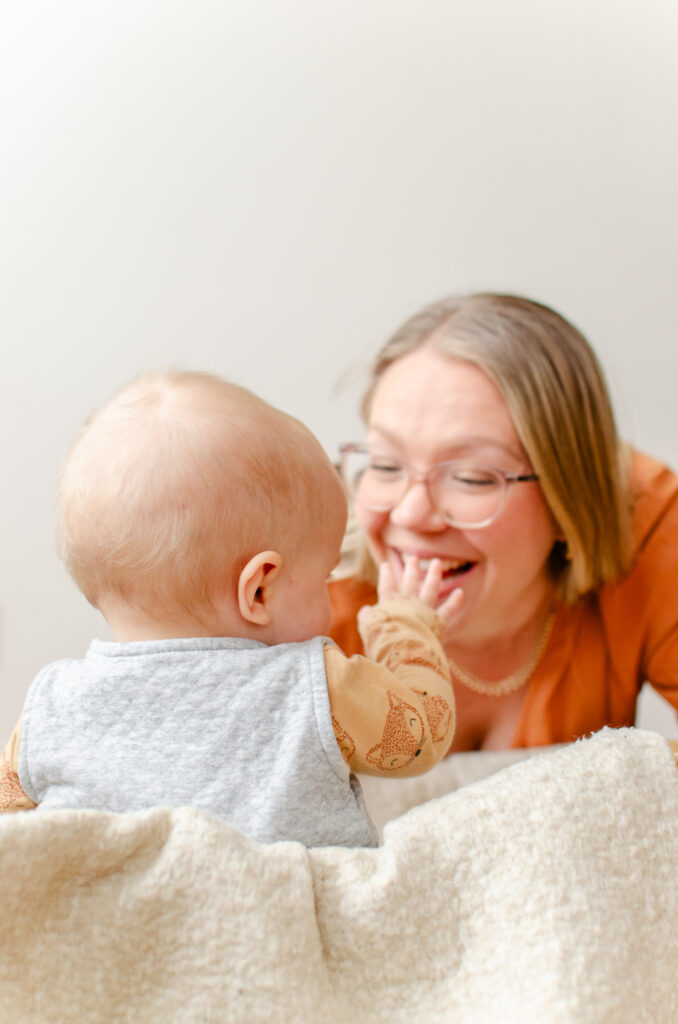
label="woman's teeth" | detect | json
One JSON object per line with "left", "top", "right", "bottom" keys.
{"left": 409, "top": 556, "right": 472, "bottom": 576}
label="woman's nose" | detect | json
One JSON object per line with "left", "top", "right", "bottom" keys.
{"left": 388, "top": 479, "right": 448, "bottom": 531}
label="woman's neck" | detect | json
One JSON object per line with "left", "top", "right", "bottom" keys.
{"left": 443, "top": 597, "right": 555, "bottom": 683}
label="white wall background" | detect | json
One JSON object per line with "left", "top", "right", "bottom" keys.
{"left": 1, "top": 0, "right": 677, "bottom": 740}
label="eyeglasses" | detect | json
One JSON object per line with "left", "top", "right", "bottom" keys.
{"left": 339, "top": 443, "right": 539, "bottom": 529}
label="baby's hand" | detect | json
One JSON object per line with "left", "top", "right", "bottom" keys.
{"left": 378, "top": 555, "right": 463, "bottom": 628}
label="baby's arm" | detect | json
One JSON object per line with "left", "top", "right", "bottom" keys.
{"left": 325, "top": 557, "right": 461, "bottom": 777}
{"left": 0, "top": 717, "right": 37, "bottom": 813}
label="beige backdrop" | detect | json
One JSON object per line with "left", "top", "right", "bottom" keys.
{"left": 1, "top": 0, "right": 677, "bottom": 739}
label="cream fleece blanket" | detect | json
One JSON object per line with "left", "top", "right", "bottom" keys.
{"left": 1, "top": 727, "right": 676, "bottom": 1024}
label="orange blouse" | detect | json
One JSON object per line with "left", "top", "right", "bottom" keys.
{"left": 329, "top": 450, "right": 678, "bottom": 748}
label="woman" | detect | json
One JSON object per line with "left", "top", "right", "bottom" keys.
{"left": 330, "top": 293, "right": 678, "bottom": 751}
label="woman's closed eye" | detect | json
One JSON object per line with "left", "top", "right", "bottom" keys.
{"left": 452, "top": 470, "right": 500, "bottom": 489}
{"left": 368, "top": 459, "right": 405, "bottom": 476}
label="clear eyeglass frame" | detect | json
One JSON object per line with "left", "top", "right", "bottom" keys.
{"left": 339, "top": 442, "right": 539, "bottom": 530}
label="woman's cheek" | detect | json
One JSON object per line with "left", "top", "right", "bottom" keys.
{"left": 355, "top": 506, "right": 389, "bottom": 559}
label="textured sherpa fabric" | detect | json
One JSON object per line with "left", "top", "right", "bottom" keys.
{"left": 0, "top": 727, "right": 676, "bottom": 1024}
{"left": 359, "top": 742, "right": 564, "bottom": 836}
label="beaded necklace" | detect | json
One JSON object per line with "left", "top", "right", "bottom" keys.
{"left": 447, "top": 613, "right": 555, "bottom": 697}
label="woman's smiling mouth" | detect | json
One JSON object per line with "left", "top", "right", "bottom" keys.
{"left": 390, "top": 550, "right": 476, "bottom": 582}
{"left": 415, "top": 556, "right": 474, "bottom": 577}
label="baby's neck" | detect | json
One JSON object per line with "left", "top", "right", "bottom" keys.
{"left": 111, "top": 622, "right": 225, "bottom": 642}
{"left": 99, "top": 597, "right": 248, "bottom": 643}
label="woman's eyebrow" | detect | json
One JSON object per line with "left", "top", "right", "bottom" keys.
{"left": 366, "top": 426, "right": 524, "bottom": 460}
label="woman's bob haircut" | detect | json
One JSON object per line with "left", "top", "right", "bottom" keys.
{"left": 356, "top": 293, "right": 632, "bottom": 604}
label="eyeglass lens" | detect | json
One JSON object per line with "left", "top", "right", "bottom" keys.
{"left": 342, "top": 448, "right": 507, "bottom": 526}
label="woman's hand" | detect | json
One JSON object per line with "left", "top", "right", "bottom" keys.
{"left": 377, "top": 554, "right": 463, "bottom": 628}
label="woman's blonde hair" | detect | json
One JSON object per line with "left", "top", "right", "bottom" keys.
{"left": 352, "top": 293, "right": 632, "bottom": 603}
{"left": 57, "top": 371, "right": 344, "bottom": 619}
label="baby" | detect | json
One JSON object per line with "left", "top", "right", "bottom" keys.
{"left": 0, "top": 372, "right": 460, "bottom": 846}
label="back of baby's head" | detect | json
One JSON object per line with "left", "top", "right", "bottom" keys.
{"left": 57, "top": 371, "right": 345, "bottom": 618}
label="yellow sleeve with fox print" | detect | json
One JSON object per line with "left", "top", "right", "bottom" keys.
{"left": 324, "top": 598, "right": 456, "bottom": 776}
{"left": 0, "top": 718, "right": 36, "bottom": 812}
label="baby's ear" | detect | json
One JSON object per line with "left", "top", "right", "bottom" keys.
{"left": 237, "top": 551, "right": 283, "bottom": 625}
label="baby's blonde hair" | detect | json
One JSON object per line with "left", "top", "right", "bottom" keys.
{"left": 57, "top": 371, "right": 345, "bottom": 619}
